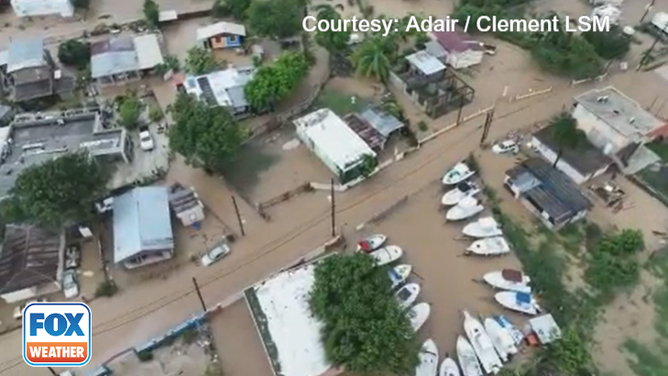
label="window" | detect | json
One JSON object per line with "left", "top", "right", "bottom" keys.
{"left": 228, "top": 35, "right": 238, "bottom": 43}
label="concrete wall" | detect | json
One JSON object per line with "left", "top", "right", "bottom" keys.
{"left": 573, "top": 104, "right": 628, "bottom": 154}
{"left": 448, "top": 50, "right": 483, "bottom": 70}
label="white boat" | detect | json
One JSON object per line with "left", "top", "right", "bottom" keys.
{"left": 416, "top": 339, "right": 439, "bottom": 376}
{"left": 396, "top": 283, "right": 420, "bottom": 309}
{"left": 446, "top": 197, "right": 484, "bottom": 221}
{"left": 369, "top": 245, "right": 403, "bottom": 266}
{"left": 442, "top": 162, "right": 475, "bottom": 185}
{"left": 389, "top": 264, "right": 412, "bottom": 288}
{"left": 466, "top": 237, "right": 510, "bottom": 256}
{"left": 409, "top": 302, "right": 431, "bottom": 332}
{"left": 493, "top": 315, "right": 524, "bottom": 345}
{"left": 482, "top": 269, "right": 531, "bottom": 293}
{"left": 357, "top": 234, "right": 387, "bottom": 252}
{"left": 494, "top": 292, "right": 541, "bottom": 316}
{"left": 462, "top": 217, "right": 503, "bottom": 238}
{"left": 483, "top": 317, "right": 518, "bottom": 362}
{"left": 456, "top": 336, "right": 483, "bottom": 376}
{"left": 462, "top": 310, "right": 503, "bottom": 374}
{"left": 441, "top": 182, "right": 480, "bottom": 206}
{"left": 440, "top": 357, "right": 462, "bottom": 376}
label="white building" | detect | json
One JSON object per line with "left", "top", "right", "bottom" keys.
{"left": 295, "top": 108, "right": 377, "bottom": 183}
{"left": 11, "top": 0, "right": 74, "bottom": 18}
{"left": 179, "top": 65, "right": 255, "bottom": 116}
{"left": 427, "top": 28, "right": 484, "bottom": 69}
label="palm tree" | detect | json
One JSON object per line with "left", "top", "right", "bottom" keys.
{"left": 351, "top": 35, "right": 397, "bottom": 82}
{"left": 551, "top": 113, "right": 586, "bottom": 168}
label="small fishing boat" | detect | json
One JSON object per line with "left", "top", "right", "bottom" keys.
{"left": 416, "top": 339, "right": 439, "bottom": 376}
{"left": 466, "top": 237, "right": 510, "bottom": 256}
{"left": 357, "top": 234, "right": 388, "bottom": 252}
{"left": 462, "top": 310, "right": 503, "bottom": 374}
{"left": 483, "top": 318, "right": 518, "bottom": 362}
{"left": 494, "top": 292, "right": 541, "bottom": 316}
{"left": 409, "top": 303, "right": 431, "bottom": 332}
{"left": 396, "top": 283, "right": 421, "bottom": 309}
{"left": 482, "top": 269, "right": 531, "bottom": 293}
{"left": 441, "top": 182, "right": 480, "bottom": 206}
{"left": 446, "top": 197, "right": 484, "bottom": 221}
{"left": 456, "top": 336, "right": 483, "bottom": 376}
{"left": 389, "top": 264, "right": 412, "bottom": 288}
{"left": 442, "top": 162, "right": 476, "bottom": 185}
{"left": 493, "top": 315, "right": 524, "bottom": 345}
{"left": 462, "top": 217, "right": 503, "bottom": 238}
{"left": 439, "top": 357, "right": 462, "bottom": 376}
{"left": 369, "top": 246, "right": 403, "bottom": 266}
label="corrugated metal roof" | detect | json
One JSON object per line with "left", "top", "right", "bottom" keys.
{"left": 406, "top": 51, "right": 445, "bottom": 75}
{"left": 358, "top": 107, "right": 404, "bottom": 137}
{"left": 197, "top": 21, "right": 246, "bottom": 41}
{"left": 133, "top": 34, "right": 164, "bottom": 70}
{"left": 7, "top": 38, "right": 45, "bottom": 73}
{"left": 91, "top": 37, "right": 139, "bottom": 78}
{"left": 112, "top": 187, "right": 174, "bottom": 263}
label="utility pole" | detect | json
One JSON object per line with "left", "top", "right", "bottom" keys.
{"left": 639, "top": 0, "right": 656, "bottom": 24}
{"left": 456, "top": 93, "right": 466, "bottom": 126}
{"left": 47, "top": 367, "right": 57, "bottom": 376}
{"left": 638, "top": 23, "right": 667, "bottom": 71}
{"left": 330, "top": 178, "right": 336, "bottom": 237}
{"left": 480, "top": 109, "right": 495, "bottom": 145}
{"left": 192, "top": 277, "right": 207, "bottom": 311}
{"left": 231, "top": 196, "right": 245, "bottom": 236}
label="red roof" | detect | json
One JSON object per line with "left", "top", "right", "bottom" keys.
{"left": 433, "top": 28, "right": 483, "bottom": 53}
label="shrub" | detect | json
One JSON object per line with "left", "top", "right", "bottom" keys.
{"left": 95, "top": 280, "right": 119, "bottom": 297}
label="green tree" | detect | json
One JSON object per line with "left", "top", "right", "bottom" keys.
{"left": 0, "top": 152, "right": 109, "bottom": 227}
{"left": 549, "top": 113, "right": 586, "bottom": 168}
{"left": 143, "top": 0, "right": 160, "bottom": 27}
{"left": 246, "top": 0, "right": 303, "bottom": 39}
{"left": 532, "top": 26, "right": 603, "bottom": 79}
{"left": 118, "top": 91, "right": 142, "bottom": 129}
{"left": 57, "top": 39, "right": 90, "bottom": 69}
{"left": 168, "top": 93, "right": 247, "bottom": 172}
{"left": 244, "top": 51, "right": 308, "bottom": 111}
{"left": 583, "top": 26, "right": 630, "bottom": 60}
{"left": 155, "top": 55, "right": 180, "bottom": 75}
{"left": 216, "top": 0, "right": 250, "bottom": 20}
{"left": 70, "top": 0, "right": 91, "bottom": 10}
{"left": 211, "top": 0, "right": 229, "bottom": 18}
{"left": 309, "top": 253, "right": 420, "bottom": 374}
{"left": 538, "top": 327, "right": 593, "bottom": 375}
{"left": 148, "top": 103, "right": 163, "bottom": 122}
{"left": 185, "top": 47, "right": 220, "bottom": 75}
{"left": 314, "top": 5, "right": 350, "bottom": 53}
{"left": 351, "top": 35, "right": 396, "bottom": 82}
{"left": 357, "top": 154, "right": 378, "bottom": 178}
{"left": 75, "top": 65, "right": 92, "bottom": 90}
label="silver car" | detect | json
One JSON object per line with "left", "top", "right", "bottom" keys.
{"left": 201, "top": 243, "right": 231, "bottom": 267}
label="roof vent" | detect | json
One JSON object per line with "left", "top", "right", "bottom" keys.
{"left": 597, "top": 96, "right": 609, "bottom": 102}
{"left": 629, "top": 117, "right": 635, "bottom": 124}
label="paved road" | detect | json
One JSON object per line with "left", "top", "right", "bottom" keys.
{"left": 0, "top": 65, "right": 663, "bottom": 375}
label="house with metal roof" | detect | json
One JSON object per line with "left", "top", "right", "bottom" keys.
{"left": 428, "top": 28, "right": 484, "bottom": 69}
{"left": 341, "top": 106, "right": 405, "bottom": 151}
{"left": 0, "top": 224, "right": 65, "bottom": 304}
{"left": 90, "top": 34, "right": 164, "bottom": 88}
{"left": 177, "top": 65, "right": 255, "bottom": 115}
{"left": 504, "top": 158, "right": 592, "bottom": 230}
{"left": 197, "top": 21, "right": 246, "bottom": 50}
{"left": 168, "top": 184, "right": 205, "bottom": 227}
{"left": 0, "top": 38, "right": 75, "bottom": 103}
{"left": 112, "top": 187, "right": 174, "bottom": 269}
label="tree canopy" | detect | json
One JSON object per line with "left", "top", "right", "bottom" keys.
{"left": 583, "top": 26, "right": 630, "bottom": 60}
{"left": 212, "top": 0, "right": 250, "bottom": 20}
{"left": 57, "top": 39, "right": 91, "bottom": 70}
{"left": 70, "top": 0, "right": 90, "bottom": 10}
{"left": 309, "top": 253, "right": 420, "bottom": 374}
{"left": 117, "top": 91, "right": 142, "bottom": 129}
{"left": 185, "top": 47, "right": 221, "bottom": 75}
{"left": 585, "top": 229, "right": 643, "bottom": 296}
{"left": 532, "top": 27, "right": 603, "bottom": 79}
{"left": 168, "top": 93, "right": 247, "bottom": 172}
{"left": 246, "top": 0, "right": 304, "bottom": 39}
{"left": 314, "top": 5, "right": 350, "bottom": 54}
{"left": 143, "top": 0, "right": 160, "bottom": 27}
{"left": 351, "top": 35, "right": 397, "bottom": 82}
{"left": 244, "top": 51, "right": 308, "bottom": 111}
{"left": 549, "top": 112, "right": 586, "bottom": 167}
{"left": 0, "top": 152, "right": 109, "bottom": 227}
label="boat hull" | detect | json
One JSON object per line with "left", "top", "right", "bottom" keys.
{"left": 494, "top": 292, "right": 540, "bottom": 316}
{"left": 370, "top": 245, "right": 403, "bottom": 266}
{"left": 462, "top": 311, "right": 503, "bottom": 374}
{"left": 389, "top": 264, "right": 412, "bottom": 288}
{"left": 466, "top": 238, "right": 510, "bottom": 256}
{"left": 410, "top": 303, "right": 431, "bottom": 332}
{"left": 416, "top": 339, "right": 439, "bottom": 376}
{"left": 396, "top": 283, "right": 421, "bottom": 309}
{"left": 482, "top": 271, "right": 531, "bottom": 293}
{"left": 483, "top": 317, "right": 518, "bottom": 362}
{"left": 357, "top": 234, "right": 387, "bottom": 252}
{"left": 440, "top": 358, "right": 462, "bottom": 376}
{"left": 456, "top": 335, "right": 483, "bottom": 376}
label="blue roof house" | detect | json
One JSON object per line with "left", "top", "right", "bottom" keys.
{"left": 113, "top": 187, "right": 174, "bottom": 269}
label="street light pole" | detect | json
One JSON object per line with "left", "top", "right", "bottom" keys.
{"left": 47, "top": 367, "right": 57, "bottom": 376}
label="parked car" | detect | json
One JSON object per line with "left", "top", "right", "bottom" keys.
{"left": 201, "top": 242, "right": 232, "bottom": 267}
{"left": 492, "top": 140, "right": 519, "bottom": 154}
{"left": 13, "top": 298, "right": 48, "bottom": 320}
{"left": 62, "top": 270, "right": 80, "bottom": 299}
{"left": 65, "top": 245, "right": 82, "bottom": 270}
{"left": 139, "top": 126, "right": 154, "bottom": 151}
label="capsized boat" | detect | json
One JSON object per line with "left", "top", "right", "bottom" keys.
{"left": 493, "top": 315, "right": 524, "bottom": 345}
{"left": 357, "top": 234, "right": 387, "bottom": 252}
{"left": 462, "top": 310, "right": 503, "bottom": 374}
{"left": 494, "top": 291, "right": 541, "bottom": 316}
{"left": 456, "top": 335, "right": 483, "bottom": 376}
{"left": 440, "top": 357, "right": 462, "bottom": 376}
{"left": 466, "top": 237, "right": 510, "bottom": 256}
{"left": 446, "top": 197, "right": 484, "bottom": 221}
{"left": 396, "top": 283, "right": 421, "bottom": 309}
{"left": 409, "top": 302, "right": 431, "bottom": 332}
{"left": 483, "top": 317, "right": 518, "bottom": 363}
{"left": 462, "top": 217, "right": 503, "bottom": 238}
{"left": 442, "top": 162, "right": 475, "bottom": 185}
{"left": 389, "top": 264, "right": 412, "bottom": 289}
{"left": 441, "top": 182, "right": 480, "bottom": 206}
{"left": 415, "top": 339, "right": 439, "bottom": 376}
{"left": 482, "top": 269, "right": 531, "bottom": 293}
{"left": 369, "top": 245, "right": 403, "bottom": 266}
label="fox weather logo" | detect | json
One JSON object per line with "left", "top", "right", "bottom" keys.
{"left": 22, "top": 302, "right": 92, "bottom": 367}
